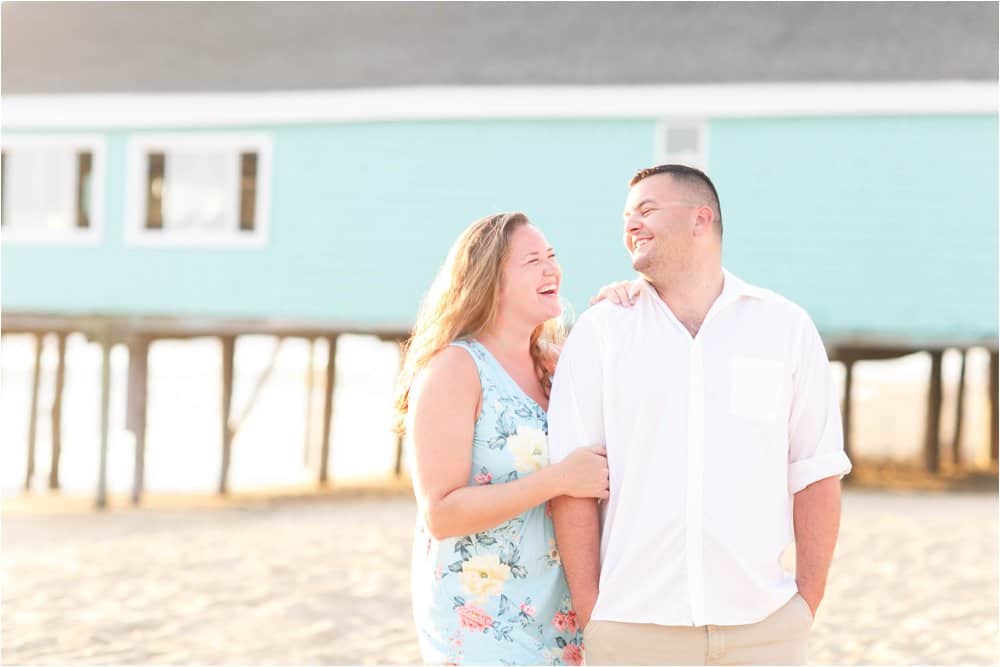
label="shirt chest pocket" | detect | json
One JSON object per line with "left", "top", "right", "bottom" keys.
{"left": 729, "top": 357, "right": 789, "bottom": 423}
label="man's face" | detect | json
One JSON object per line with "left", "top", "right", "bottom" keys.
{"left": 622, "top": 174, "right": 700, "bottom": 274}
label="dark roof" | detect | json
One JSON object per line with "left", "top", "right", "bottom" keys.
{"left": 3, "top": 1, "right": 997, "bottom": 94}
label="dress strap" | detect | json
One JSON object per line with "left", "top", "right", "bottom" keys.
{"left": 447, "top": 338, "right": 487, "bottom": 383}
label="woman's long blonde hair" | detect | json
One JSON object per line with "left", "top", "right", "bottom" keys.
{"left": 393, "top": 212, "right": 564, "bottom": 435}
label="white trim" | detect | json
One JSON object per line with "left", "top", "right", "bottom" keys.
{"left": 0, "top": 134, "right": 106, "bottom": 246}
{"left": 2, "top": 82, "right": 996, "bottom": 129}
{"left": 655, "top": 119, "right": 710, "bottom": 170}
{"left": 124, "top": 133, "right": 272, "bottom": 249}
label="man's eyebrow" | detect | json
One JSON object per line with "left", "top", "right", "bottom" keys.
{"left": 624, "top": 198, "right": 657, "bottom": 215}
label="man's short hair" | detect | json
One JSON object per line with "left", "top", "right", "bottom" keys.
{"left": 630, "top": 164, "right": 723, "bottom": 236}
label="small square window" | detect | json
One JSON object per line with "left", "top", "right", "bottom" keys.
{"left": 0, "top": 135, "right": 104, "bottom": 245}
{"left": 656, "top": 120, "right": 708, "bottom": 171}
{"left": 126, "top": 134, "right": 270, "bottom": 248}
{"left": 665, "top": 127, "right": 701, "bottom": 155}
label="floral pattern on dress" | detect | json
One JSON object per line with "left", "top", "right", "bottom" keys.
{"left": 412, "top": 339, "right": 583, "bottom": 665}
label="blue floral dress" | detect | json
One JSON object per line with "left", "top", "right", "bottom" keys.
{"left": 411, "top": 339, "right": 584, "bottom": 666}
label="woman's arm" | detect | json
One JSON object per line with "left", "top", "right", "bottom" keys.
{"left": 410, "top": 346, "right": 607, "bottom": 540}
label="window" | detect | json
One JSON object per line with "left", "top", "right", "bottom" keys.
{"left": 0, "top": 135, "right": 105, "bottom": 244}
{"left": 655, "top": 120, "right": 709, "bottom": 171}
{"left": 126, "top": 134, "right": 271, "bottom": 247}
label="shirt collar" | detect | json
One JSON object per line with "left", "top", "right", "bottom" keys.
{"left": 721, "top": 268, "right": 767, "bottom": 301}
{"left": 637, "top": 268, "right": 767, "bottom": 305}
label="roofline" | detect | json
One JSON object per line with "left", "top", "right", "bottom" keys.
{"left": 3, "top": 82, "right": 996, "bottom": 129}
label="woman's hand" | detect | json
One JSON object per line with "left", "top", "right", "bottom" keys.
{"left": 589, "top": 280, "right": 641, "bottom": 307}
{"left": 554, "top": 446, "right": 609, "bottom": 500}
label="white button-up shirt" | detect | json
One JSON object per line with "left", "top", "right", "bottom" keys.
{"left": 548, "top": 270, "right": 852, "bottom": 627}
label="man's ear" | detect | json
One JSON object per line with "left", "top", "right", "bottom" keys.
{"left": 692, "top": 205, "right": 715, "bottom": 236}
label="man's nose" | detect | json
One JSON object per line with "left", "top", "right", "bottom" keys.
{"left": 625, "top": 214, "right": 642, "bottom": 234}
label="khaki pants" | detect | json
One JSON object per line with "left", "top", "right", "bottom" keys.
{"left": 583, "top": 593, "right": 813, "bottom": 666}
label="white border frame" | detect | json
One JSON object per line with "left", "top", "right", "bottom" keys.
{"left": 3, "top": 82, "right": 996, "bottom": 128}
{"left": 125, "top": 133, "right": 272, "bottom": 248}
{"left": 655, "top": 119, "right": 710, "bottom": 170}
{"left": 0, "top": 134, "right": 106, "bottom": 245}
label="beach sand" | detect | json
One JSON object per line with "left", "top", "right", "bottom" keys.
{"left": 2, "top": 487, "right": 997, "bottom": 665}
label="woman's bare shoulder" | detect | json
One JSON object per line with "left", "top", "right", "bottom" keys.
{"left": 412, "top": 345, "right": 480, "bottom": 398}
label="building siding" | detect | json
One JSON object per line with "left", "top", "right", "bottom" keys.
{"left": 3, "top": 114, "right": 996, "bottom": 340}
{"left": 713, "top": 114, "right": 998, "bottom": 339}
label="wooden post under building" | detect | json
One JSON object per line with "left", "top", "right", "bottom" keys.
{"left": 924, "top": 350, "right": 944, "bottom": 474}
{"left": 95, "top": 327, "right": 113, "bottom": 509}
{"left": 990, "top": 349, "right": 998, "bottom": 463}
{"left": 951, "top": 348, "right": 967, "bottom": 467}
{"left": 49, "top": 332, "right": 67, "bottom": 491}
{"left": 395, "top": 346, "right": 405, "bottom": 477}
{"left": 304, "top": 338, "right": 318, "bottom": 466}
{"left": 841, "top": 358, "right": 854, "bottom": 463}
{"left": 126, "top": 336, "right": 150, "bottom": 505}
{"left": 219, "top": 335, "right": 236, "bottom": 495}
{"left": 318, "top": 335, "right": 338, "bottom": 486}
{"left": 24, "top": 333, "right": 43, "bottom": 491}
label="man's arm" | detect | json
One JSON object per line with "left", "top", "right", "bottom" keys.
{"left": 787, "top": 311, "right": 852, "bottom": 618}
{"left": 547, "top": 311, "right": 606, "bottom": 627}
{"left": 793, "top": 475, "right": 842, "bottom": 617}
{"left": 551, "top": 496, "right": 601, "bottom": 628}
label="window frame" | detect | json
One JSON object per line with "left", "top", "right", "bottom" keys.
{"left": 124, "top": 133, "right": 272, "bottom": 248}
{"left": 0, "top": 134, "right": 106, "bottom": 246}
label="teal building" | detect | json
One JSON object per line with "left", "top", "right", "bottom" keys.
{"left": 2, "top": 3, "right": 997, "bottom": 501}
{"left": 2, "top": 3, "right": 997, "bottom": 342}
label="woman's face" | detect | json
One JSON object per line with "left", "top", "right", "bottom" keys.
{"left": 498, "top": 224, "right": 562, "bottom": 326}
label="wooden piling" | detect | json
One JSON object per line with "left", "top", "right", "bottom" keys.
{"left": 841, "top": 358, "right": 854, "bottom": 463}
{"left": 126, "top": 336, "right": 150, "bottom": 505}
{"left": 951, "top": 348, "right": 967, "bottom": 467}
{"left": 304, "top": 337, "right": 317, "bottom": 466}
{"left": 49, "top": 332, "right": 67, "bottom": 491}
{"left": 95, "top": 328, "right": 112, "bottom": 510}
{"left": 25, "top": 333, "right": 43, "bottom": 491}
{"left": 394, "top": 346, "right": 405, "bottom": 477}
{"left": 924, "top": 350, "right": 943, "bottom": 473}
{"left": 394, "top": 439, "right": 405, "bottom": 476}
{"left": 990, "top": 349, "right": 998, "bottom": 463}
{"left": 219, "top": 335, "right": 236, "bottom": 495}
{"left": 318, "top": 335, "right": 338, "bottom": 486}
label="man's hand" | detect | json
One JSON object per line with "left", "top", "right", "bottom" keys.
{"left": 797, "top": 585, "right": 821, "bottom": 619}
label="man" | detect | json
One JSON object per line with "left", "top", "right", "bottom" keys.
{"left": 547, "top": 164, "right": 851, "bottom": 665}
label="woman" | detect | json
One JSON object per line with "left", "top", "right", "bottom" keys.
{"left": 395, "top": 212, "right": 619, "bottom": 665}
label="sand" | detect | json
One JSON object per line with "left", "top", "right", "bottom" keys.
{"left": 2, "top": 488, "right": 997, "bottom": 665}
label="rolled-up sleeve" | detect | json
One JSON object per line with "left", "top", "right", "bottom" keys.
{"left": 548, "top": 311, "right": 605, "bottom": 465}
{"left": 787, "top": 313, "right": 852, "bottom": 494}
